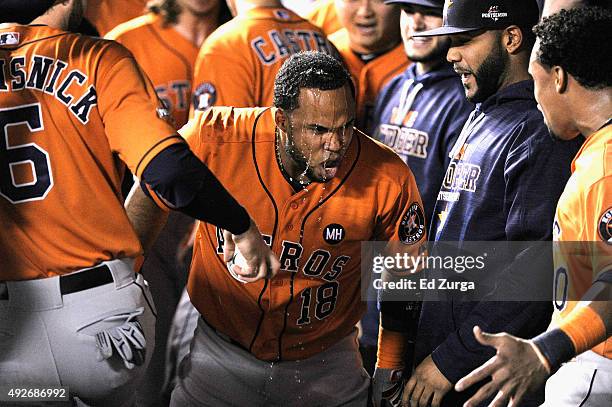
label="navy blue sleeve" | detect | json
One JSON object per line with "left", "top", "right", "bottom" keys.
{"left": 141, "top": 143, "right": 250, "bottom": 235}
{"left": 430, "top": 120, "right": 583, "bottom": 383}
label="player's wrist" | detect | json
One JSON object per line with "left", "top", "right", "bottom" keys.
{"left": 532, "top": 329, "right": 575, "bottom": 374}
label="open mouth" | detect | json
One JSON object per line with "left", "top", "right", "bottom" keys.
{"left": 454, "top": 67, "right": 473, "bottom": 85}
{"left": 355, "top": 22, "right": 377, "bottom": 35}
{"left": 322, "top": 160, "right": 341, "bottom": 178}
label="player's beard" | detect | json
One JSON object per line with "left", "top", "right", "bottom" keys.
{"left": 467, "top": 40, "right": 509, "bottom": 103}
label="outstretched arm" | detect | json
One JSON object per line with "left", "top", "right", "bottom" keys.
{"left": 455, "top": 280, "right": 611, "bottom": 407}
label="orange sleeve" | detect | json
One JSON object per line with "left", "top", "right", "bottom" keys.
{"left": 95, "top": 49, "right": 182, "bottom": 178}
{"left": 377, "top": 325, "right": 409, "bottom": 369}
{"left": 375, "top": 166, "right": 427, "bottom": 245}
{"left": 584, "top": 176, "right": 612, "bottom": 277}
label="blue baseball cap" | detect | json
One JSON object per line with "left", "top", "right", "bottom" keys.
{"left": 413, "top": 0, "right": 540, "bottom": 37}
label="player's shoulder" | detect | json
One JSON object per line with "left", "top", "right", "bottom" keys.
{"left": 49, "top": 28, "right": 135, "bottom": 66}
{"left": 575, "top": 125, "right": 612, "bottom": 182}
{"left": 104, "top": 13, "right": 158, "bottom": 41}
{"left": 185, "top": 106, "right": 273, "bottom": 143}
{"left": 356, "top": 130, "right": 414, "bottom": 185}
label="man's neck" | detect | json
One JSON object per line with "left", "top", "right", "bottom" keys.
{"left": 416, "top": 59, "right": 445, "bottom": 76}
{"left": 571, "top": 88, "right": 612, "bottom": 138}
{"left": 234, "top": 0, "right": 284, "bottom": 15}
{"left": 32, "top": 4, "right": 71, "bottom": 31}
{"left": 173, "top": 8, "right": 219, "bottom": 47}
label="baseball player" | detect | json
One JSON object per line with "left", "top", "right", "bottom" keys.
{"left": 127, "top": 51, "right": 427, "bottom": 406}
{"left": 331, "top": 0, "right": 409, "bottom": 131}
{"left": 0, "top": 1, "right": 276, "bottom": 405}
{"left": 455, "top": 7, "right": 611, "bottom": 407}
{"left": 191, "top": 0, "right": 335, "bottom": 111}
{"left": 371, "top": 0, "right": 472, "bottom": 228}
{"left": 106, "top": 0, "right": 230, "bottom": 129}
{"left": 378, "top": 1, "right": 584, "bottom": 406}
{"left": 305, "top": 0, "right": 343, "bottom": 35}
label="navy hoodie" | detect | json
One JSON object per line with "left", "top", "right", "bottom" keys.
{"left": 371, "top": 63, "right": 473, "bottom": 225}
{"left": 418, "top": 80, "right": 583, "bottom": 406}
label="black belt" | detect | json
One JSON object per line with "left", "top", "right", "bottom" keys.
{"left": 59, "top": 264, "right": 114, "bottom": 295}
{"left": 0, "top": 264, "right": 114, "bottom": 300}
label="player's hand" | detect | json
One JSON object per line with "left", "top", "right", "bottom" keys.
{"left": 223, "top": 219, "right": 280, "bottom": 283}
{"left": 454, "top": 326, "right": 550, "bottom": 407}
{"left": 403, "top": 355, "right": 452, "bottom": 407}
{"left": 372, "top": 367, "right": 406, "bottom": 407}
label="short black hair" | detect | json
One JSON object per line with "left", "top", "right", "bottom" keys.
{"left": 533, "top": 6, "right": 612, "bottom": 89}
{"left": 273, "top": 51, "right": 355, "bottom": 112}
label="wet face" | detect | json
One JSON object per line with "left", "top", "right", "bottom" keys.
{"left": 528, "top": 40, "right": 577, "bottom": 140}
{"left": 446, "top": 30, "right": 509, "bottom": 103}
{"left": 178, "top": 0, "right": 219, "bottom": 16}
{"left": 335, "top": 0, "right": 400, "bottom": 54}
{"left": 400, "top": 5, "right": 449, "bottom": 63}
{"left": 277, "top": 86, "right": 356, "bottom": 184}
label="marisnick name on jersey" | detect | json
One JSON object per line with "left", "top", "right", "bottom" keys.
{"left": 1, "top": 55, "right": 97, "bottom": 124}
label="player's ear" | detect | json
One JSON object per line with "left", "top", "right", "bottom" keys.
{"left": 275, "top": 108, "right": 289, "bottom": 134}
{"left": 502, "top": 26, "right": 523, "bottom": 54}
{"left": 553, "top": 66, "right": 568, "bottom": 94}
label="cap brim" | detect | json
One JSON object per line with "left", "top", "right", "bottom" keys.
{"left": 412, "top": 26, "right": 481, "bottom": 37}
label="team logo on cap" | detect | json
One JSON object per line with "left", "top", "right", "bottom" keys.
{"left": 0, "top": 32, "right": 19, "bottom": 46}
{"left": 399, "top": 203, "right": 426, "bottom": 244}
{"left": 598, "top": 208, "right": 612, "bottom": 244}
{"left": 193, "top": 82, "right": 217, "bottom": 111}
{"left": 482, "top": 5, "right": 508, "bottom": 21}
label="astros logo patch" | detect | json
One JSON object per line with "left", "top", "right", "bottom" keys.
{"left": 399, "top": 203, "right": 426, "bottom": 244}
{"left": 323, "top": 223, "right": 345, "bottom": 245}
{"left": 598, "top": 207, "right": 612, "bottom": 244}
{"left": 192, "top": 82, "right": 217, "bottom": 111}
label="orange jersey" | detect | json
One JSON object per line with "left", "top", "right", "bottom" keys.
{"left": 329, "top": 29, "right": 410, "bottom": 131}
{"left": 105, "top": 13, "right": 200, "bottom": 128}
{"left": 85, "top": 0, "right": 147, "bottom": 36}
{"left": 305, "top": 0, "right": 343, "bottom": 36}
{"left": 191, "top": 7, "right": 335, "bottom": 111}
{"left": 552, "top": 125, "right": 612, "bottom": 358}
{"left": 0, "top": 24, "right": 180, "bottom": 280}
{"left": 180, "top": 107, "right": 425, "bottom": 361}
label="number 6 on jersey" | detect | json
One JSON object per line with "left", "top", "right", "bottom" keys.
{"left": 0, "top": 103, "right": 53, "bottom": 203}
